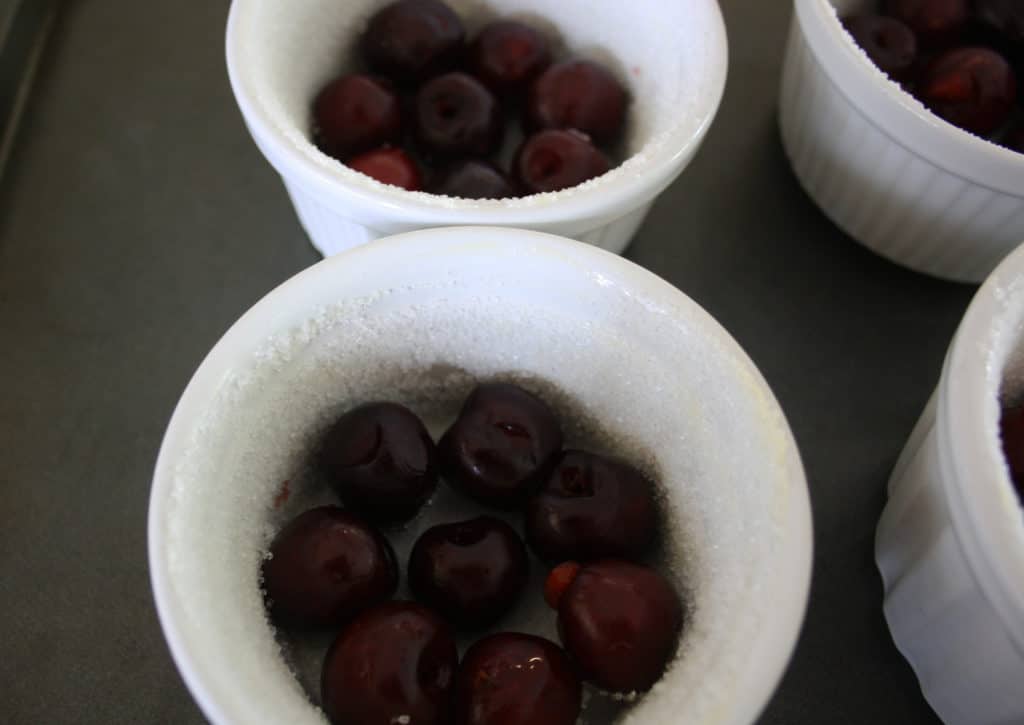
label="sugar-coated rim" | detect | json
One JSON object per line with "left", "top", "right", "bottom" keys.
{"left": 224, "top": 0, "right": 729, "bottom": 226}
{"left": 940, "top": 241, "right": 1024, "bottom": 659}
{"left": 796, "top": 0, "right": 1024, "bottom": 194}
{"left": 148, "top": 226, "right": 812, "bottom": 725}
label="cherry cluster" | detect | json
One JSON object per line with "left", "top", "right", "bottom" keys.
{"left": 845, "top": 0, "right": 1024, "bottom": 149}
{"left": 262, "top": 382, "right": 684, "bottom": 725}
{"left": 312, "top": 0, "right": 629, "bottom": 197}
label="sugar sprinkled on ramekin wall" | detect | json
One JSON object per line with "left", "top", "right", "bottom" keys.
{"left": 149, "top": 227, "right": 812, "bottom": 725}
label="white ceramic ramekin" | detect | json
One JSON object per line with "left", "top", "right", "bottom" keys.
{"left": 780, "top": 0, "right": 1024, "bottom": 283}
{"left": 149, "top": 226, "right": 811, "bottom": 725}
{"left": 225, "top": 0, "right": 727, "bottom": 257}
{"left": 878, "top": 242, "right": 1024, "bottom": 724}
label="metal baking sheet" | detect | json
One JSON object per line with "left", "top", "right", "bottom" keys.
{"left": 0, "top": 1, "right": 966, "bottom": 722}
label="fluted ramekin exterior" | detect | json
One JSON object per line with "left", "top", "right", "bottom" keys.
{"left": 877, "top": 243, "right": 1024, "bottom": 725}
{"left": 780, "top": 1, "right": 1024, "bottom": 283}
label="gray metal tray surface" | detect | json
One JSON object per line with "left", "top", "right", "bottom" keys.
{"left": 0, "top": 1, "right": 970, "bottom": 722}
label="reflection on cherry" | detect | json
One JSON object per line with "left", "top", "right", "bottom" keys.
{"left": 322, "top": 601, "right": 457, "bottom": 725}
{"left": 455, "top": 632, "right": 581, "bottom": 725}
{"left": 551, "top": 560, "right": 683, "bottom": 693}
{"left": 262, "top": 506, "right": 397, "bottom": 628}
{"left": 439, "top": 383, "right": 563, "bottom": 508}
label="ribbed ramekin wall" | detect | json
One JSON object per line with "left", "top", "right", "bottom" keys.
{"left": 878, "top": 406, "right": 1024, "bottom": 725}
{"left": 779, "top": 18, "right": 1024, "bottom": 283}
{"left": 283, "top": 178, "right": 649, "bottom": 258}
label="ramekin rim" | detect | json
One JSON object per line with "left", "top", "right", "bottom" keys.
{"left": 939, "top": 242, "right": 1024, "bottom": 655}
{"left": 794, "top": 0, "right": 1024, "bottom": 193}
{"left": 149, "top": 225, "right": 812, "bottom": 725}
{"left": 224, "top": 0, "right": 729, "bottom": 222}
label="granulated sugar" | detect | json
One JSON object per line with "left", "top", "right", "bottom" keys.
{"left": 828, "top": 0, "right": 1015, "bottom": 150}
{"left": 985, "top": 275, "right": 1024, "bottom": 506}
{"left": 994, "top": 275, "right": 1024, "bottom": 408}
{"left": 159, "top": 274, "right": 797, "bottom": 724}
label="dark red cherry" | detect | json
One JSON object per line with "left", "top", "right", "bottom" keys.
{"left": 347, "top": 147, "right": 423, "bottom": 190}
{"left": 525, "top": 450, "right": 658, "bottom": 563}
{"left": 1000, "top": 404, "right": 1024, "bottom": 492}
{"left": 360, "top": 0, "right": 465, "bottom": 85}
{"left": 408, "top": 516, "right": 528, "bottom": 628}
{"left": 843, "top": 14, "right": 919, "bottom": 81}
{"left": 455, "top": 633, "right": 581, "bottom": 725}
{"left": 553, "top": 560, "right": 683, "bottom": 693}
{"left": 526, "top": 59, "right": 628, "bottom": 143}
{"left": 262, "top": 506, "right": 398, "bottom": 628}
{"left": 415, "top": 72, "right": 503, "bottom": 158}
{"left": 468, "top": 21, "right": 552, "bottom": 95}
{"left": 313, "top": 74, "right": 401, "bottom": 160}
{"left": 438, "top": 383, "right": 563, "bottom": 509}
{"left": 431, "top": 160, "right": 518, "bottom": 199}
{"left": 884, "top": 0, "right": 969, "bottom": 49}
{"left": 320, "top": 402, "right": 437, "bottom": 523}
{"left": 916, "top": 46, "right": 1017, "bottom": 136}
{"left": 322, "top": 601, "right": 457, "bottom": 725}
{"left": 514, "top": 130, "right": 611, "bottom": 195}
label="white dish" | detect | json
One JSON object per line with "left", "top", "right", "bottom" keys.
{"left": 148, "top": 226, "right": 812, "bottom": 724}
{"left": 226, "top": 0, "right": 728, "bottom": 257}
{"left": 878, "top": 241, "right": 1024, "bottom": 724}
{"left": 780, "top": 0, "right": 1024, "bottom": 283}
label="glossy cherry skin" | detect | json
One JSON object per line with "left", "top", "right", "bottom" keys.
{"left": 320, "top": 402, "right": 438, "bottom": 523}
{"left": 916, "top": 46, "right": 1017, "bottom": 136}
{"left": 526, "top": 59, "right": 627, "bottom": 143}
{"left": 884, "top": 0, "right": 969, "bottom": 49}
{"left": 347, "top": 147, "right": 423, "bottom": 190}
{"left": 313, "top": 74, "right": 401, "bottom": 160}
{"left": 1000, "top": 404, "right": 1024, "bottom": 492}
{"left": 431, "top": 159, "right": 518, "bottom": 199}
{"left": 262, "top": 506, "right": 398, "bottom": 628}
{"left": 415, "top": 72, "right": 503, "bottom": 158}
{"left": 556, "top": 560, "right": 683, "bottom": 693}
{"left": 514, "top": 130, "right": 611, "bottom": 195}
{"left": 438, "top": 383, "right": 563, "bottom": 508}
{"left": 361, "top": 0, "right": 465, "bottom": 85}
{"left": 408, "top": 516, "right": 529, "bottom": 628}
{"left": 843, "top": 14, "right": 919, "bottom": 81}
{"left": 468, "top": 21, "right": 552, "bottom": 95}
{"left": 525, "top": 450, "right": 658, "bottom": 563}
{"left": 322, "top": 601, "right": 458, "bottom": 725}
{"left": 455, "top": 633, "right": 582, "bottom": 725}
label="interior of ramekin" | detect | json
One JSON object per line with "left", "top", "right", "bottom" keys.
{"left": 149, "top": 228, "right": 810, "bottom": 725}
{"left": 941, "top": 241, "right": 1024, "bottom": 649}
{"left": 226, "top": 0, "right": 727, "bottom": 215}
{"left": 802, "top": 0, "right": 1024, "bottom": 190}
